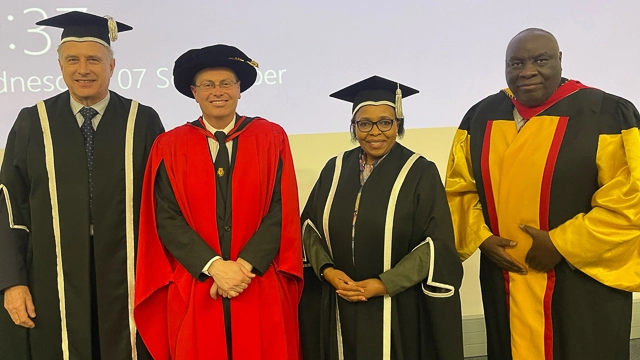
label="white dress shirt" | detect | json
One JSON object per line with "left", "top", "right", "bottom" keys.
{"left": 70, "top": 92, "right": 110, "bottom": 130}
{"left": 202, "top": 115, "right": 235, "bottom": 162}
{"left": 513, "top": 107, "right": 527, "bottom": 132}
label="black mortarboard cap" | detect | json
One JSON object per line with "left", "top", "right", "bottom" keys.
{"left": 36, "top": 11, "right": 132, "bottom": 47}
{"left": 330, "top": 75, "right": 419, "bottom": 118}
{"left": 173, "top": 44, "right": 259, "bottom": 98}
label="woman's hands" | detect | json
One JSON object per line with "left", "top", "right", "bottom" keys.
{"left": 323, "top": 268, "right": 388, "bottom": 302}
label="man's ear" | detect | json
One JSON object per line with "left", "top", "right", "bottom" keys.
{"left": 191, "top": 86, "right": 199, "bottom": 102}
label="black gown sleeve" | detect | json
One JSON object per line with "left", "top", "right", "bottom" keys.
{"left": 378, "top": 240, "right": 431, "bottom": 297}
{"left": 0, "top": 198, "right": 29, "bottom": 292}
{"left": 415, "top": 161, "right": 464, "bottom": 291}
{"left": 302, "top": 221, "right": 334, "bottom": 279}
{"left": 155, "top": 160, "right": 219, "bottom": 281}
{"left": 0, "top": 109, "right": 32, "bottom": 292}
{"left": 410, "top": 160, "right": 464, "bottom": 360}
{"left": 299, "top": 159, "right": 334, "bottom": 360}
{"left": 238, "top": 158, "right": 283, "bottom": 275}
{"left": 300, "top": 159, "right": 337, "bottom": 280}
{"left": 379, "top": 160, "right": 463, "bottom": 296}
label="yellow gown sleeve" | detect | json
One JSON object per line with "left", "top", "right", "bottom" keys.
{"left": 445, "top": 128, "right": 494, "bottom": 261}
{"left": 550, "top": 126, "right": 640, "bottom": 292}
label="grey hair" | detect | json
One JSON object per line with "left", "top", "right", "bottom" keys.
{"left": 57, "top": 42, "right": 114, "bottom": 61}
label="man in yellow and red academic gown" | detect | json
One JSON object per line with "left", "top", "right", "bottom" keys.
{"left": 134, "top": 44, "right": 303, "bottom": 360}
{"left": 446, "top": 28, "right": 640, "bottom": 360}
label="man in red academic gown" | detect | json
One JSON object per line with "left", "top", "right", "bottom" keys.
{"left": 134, "top": 44, "right": 303, "bottom": 360}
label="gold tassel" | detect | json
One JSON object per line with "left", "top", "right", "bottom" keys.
{"left": 105, "top": 15, "right": 118, "bottom": 42}
{"left": 248, "top": 59, "right": 259, "bottom": 68}
{"left": 395, "top": 83, "right": 403, "bottom": 119}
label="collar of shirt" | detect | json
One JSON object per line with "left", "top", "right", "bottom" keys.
{"left": 513, "top": 107, "right": 527, "bottom": 131}
{"left": 358, "top": 145, "right": 392, "bottom": 171}
{"left": 70, "top": 91, "right": 111, "bottom": 118}
{"left": 202, "top": 114, "right": 236, "bottom": 135}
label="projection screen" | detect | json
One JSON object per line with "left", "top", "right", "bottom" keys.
{"left": 0, "top": 0, "right": 638, "bottom": 146}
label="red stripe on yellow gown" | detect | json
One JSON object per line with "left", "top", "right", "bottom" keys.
{"left": 483, "top": 117, "right": 566, "bottom": 360}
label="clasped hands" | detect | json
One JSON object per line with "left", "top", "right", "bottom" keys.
{"left": 480, "top": 224, "right": 563, "bottom": 274}
{"left": 208, "top": 258, "right": 255, "bottom": 300}
{"left": 323, "top": 268, "right": 388, "bottom": 303}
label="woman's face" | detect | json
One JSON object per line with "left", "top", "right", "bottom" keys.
{"left": 353, "top": 104, "right": 398, "bottom": 163}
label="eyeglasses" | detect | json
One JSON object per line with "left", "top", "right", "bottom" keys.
{"left": 193, "top": 80, "right": 238, "bottom": 91}
{"left": 352, "top": 119, "right": 396, "bottom": 133}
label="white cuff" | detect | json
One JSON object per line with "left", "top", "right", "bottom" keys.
{"left": 202, "top": 256, "right": 222, "bottom": 276}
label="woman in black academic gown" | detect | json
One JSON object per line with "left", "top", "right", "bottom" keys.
{"left": 299, "top": 76, "right": 464, "bottom": 360}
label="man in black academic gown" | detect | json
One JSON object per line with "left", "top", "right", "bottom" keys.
{"left": 0, "top": 11, "right": 164, "bottom": 360}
